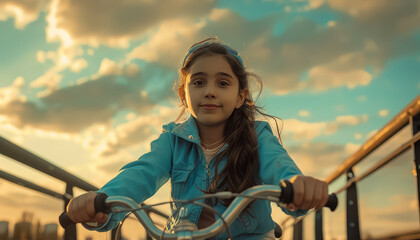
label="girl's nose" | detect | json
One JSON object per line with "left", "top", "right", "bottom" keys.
{"left": 204, "top": 85, "right": 216, "bottom": 99}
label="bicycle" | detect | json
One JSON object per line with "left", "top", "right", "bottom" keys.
{"left": 59, "top": 180, "right": 338, "bottom": 239}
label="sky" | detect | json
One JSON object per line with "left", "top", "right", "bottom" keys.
{"left": 0, "top": 0, "right": 419, "bottom": 239}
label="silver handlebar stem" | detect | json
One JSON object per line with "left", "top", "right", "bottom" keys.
{"left": 105, "top": 185, "right": 281, "bottom": 240}
{"left": 192, "top": 185, "right": 281, "bottom": 239}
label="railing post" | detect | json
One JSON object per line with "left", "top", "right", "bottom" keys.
{"left": 63, "top": 184, "right": 76, "bottom": 240}
{"left": 293, "top": 220, "right": 303, "bottom": 240}
{"left": 346, "top": 168, "right": 360, "bottom": 240}
{"left": 315, "top": 210, "right": 323, "bottom": 240}
{"left": 411, "top": 112, "right": 420, "bottom": 224}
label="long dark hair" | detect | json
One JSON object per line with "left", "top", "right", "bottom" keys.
{"left": 176, "top": 37, "right": 282, "bottom": 206}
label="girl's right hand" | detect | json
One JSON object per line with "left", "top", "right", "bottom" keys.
{"left": 66, "top": 191, "right": 109, "bottom": 224}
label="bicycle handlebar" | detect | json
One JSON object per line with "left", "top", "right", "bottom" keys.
{"left": 59, "top": 180, "right": 338, "bottom": 239}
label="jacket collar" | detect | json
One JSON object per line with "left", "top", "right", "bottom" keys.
{"left": 171, "top": 115, "right": 202, "bottom": 145}
{"left": 171, "top": 115, "right": 230, "bottom": 154}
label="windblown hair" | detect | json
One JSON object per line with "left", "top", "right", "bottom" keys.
{"left": 176, "top": 37, "right": 282, "bottom": 206}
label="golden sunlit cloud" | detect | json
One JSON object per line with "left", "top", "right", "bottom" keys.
{"left": 379, "top": 109, "right": 389, "bottom": 117}
{"left": 46, "top": 0, "right": 73, "bottom": 47}
{"left": 209, "top": 8, "right": 230, "bottom": 21}
{"left": 95, "top": 106, "right": 179, "bottom": 157}
{"left": 308, "top": 53, "right": 373, "bottom": 91}
{"left": 70, "top": 58, "right": 88, "bottom": 72}
{"left": 354, "top": 133, "right": 363, "bottom": 140}
{"left": 366, "top": 129, "right": 378, "bottom": 139}
{"left": 0, "top": 77, "right": 26, "bottom": 105}
{"left": 298, "top": 110, "right": 310, "bottom": 117}
{"left": 283, "top": 119, "right": 324, "bottom": 140}
{"left": 126, "top": 19, "right": 204, "bottom": 67}
{"left": 96, "top": 58, "right": 139, "bottom": 77}
{"left": 345, "top": 142, "right": 361, "bottom": 154}
{"left": 36, "top": 50, "right": 45, "bottom": 63}
{"left": 336, "top": 114, "right": 368, "bottom": 125}
{"left": 30, "top": 71, "right": 62, "bottom": 97}
{"left": 287, "top": 141, "right": 349, "bottom": 178}
{"left": 308, "top": 0, "right": 325, "bottom": 9}
{"left": 271, "top": 114, "right": 369, "bottom": 142}
{"left": 0, "top": 2, "right": 40, "bottom": 29}
{"left": 126, "top": 113, "right": 136, "bottom": 121}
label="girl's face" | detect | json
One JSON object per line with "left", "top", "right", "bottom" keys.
{"left": 183, "top": 55, "right": 247, "bottom": 128}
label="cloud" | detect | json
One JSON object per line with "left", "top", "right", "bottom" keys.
{"left": 354, "top": 133, "right": 363, "bottom": 140}
{"left": 0, "top": 76, "right": 27, "bottom": 105}
{"left": 242, "top": 19, "right": 364, "bottom": 93}
{"left": 70, "top": 58, "right": 88, "bottom": 73}
{"left": 33, "top": 45, "right": 87, "bottom": 95}
{"left": 45, "top": 0, "right": 216, "bottom": 47}
{"left": 96, "top": 106, "right": 180, "bottom": 157}
{"left": 298, "top": 110, "right": 310, "bottom": 117}
{"left": 325, "top": 114, "right": 368, "bottom": 134}
{"left": 39, "top": 0, "right": 419, "bottom": 96}
{"left": 307, "top": 52, "right": 372, "bottom": 91}
{"left": 378, "top": 109, "right": 389, "bottom": 117}
{"left": 126, "top": 19, "right": 206, "bottom": 68}
{"left": 329, "top": 0, "right": 420, "bottom": 33}
{"left": 97, "top": 159, "right": 129, "bottom": 174}
{"left": 0, "top": 61, "right": 158, "bottom": 133}
{"left": 0, "top": 0, "right": 46, "bottom": 29}
{"left": 96, "top": 58, "right": 139, "bottom": 77}
{"left": 366, "top": 129, "right": 377, "bottom": 140}
{"left": 286, "top": 141, "right": 351, "bottom": 178}
{"left": 282, "top": 119, "right": 325, "bottom": 141}
{"left": 247, "top": 1, "right": 419, "bottom": 93}
{"left": 126, "top": 8, "right": 275, "bottom": 69}
{"left": 30, "top": 71, "right": 63, "bottom": 97}
{"left": 281, "top": 114, "right": 368, "bottom": 141}
{"left": 27, "top": 0, "right": 419, "bottom": 98}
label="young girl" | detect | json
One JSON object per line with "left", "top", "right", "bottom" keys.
{"left": 67, "top": 37, "right": 329, "bottom": 239}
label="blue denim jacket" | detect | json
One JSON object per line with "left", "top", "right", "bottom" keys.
{"left": 90, "top": 116, "right": 306, "bottom": 238}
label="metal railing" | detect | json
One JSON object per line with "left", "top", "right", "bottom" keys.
{"left": 281, "top": 95, "right": 420, "bottom": 239}
{"left": 0, "top": 135, "right": 168, "bottom": 239}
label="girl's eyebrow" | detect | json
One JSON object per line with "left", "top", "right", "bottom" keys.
{"left": 190, "top": 72, "right": 233, "bottom": 79}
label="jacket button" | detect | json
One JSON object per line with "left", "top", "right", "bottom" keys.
{"left": 188, "top": 135, "right": 193, "bottom": 140}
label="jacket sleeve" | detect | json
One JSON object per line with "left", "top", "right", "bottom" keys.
{"left": 86, "top": 125, "right": 173, "bottom": 231}
{"left": 256, "top": 121, "right": 308, "bottom": 217}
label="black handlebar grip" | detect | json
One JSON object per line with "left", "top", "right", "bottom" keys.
{"left": 279, "top": 180, "right": 294, "bottom": 204}
{"left": 94, "top": 192, "right": 108, "bottom": 213}
{"left": 59, "top": 192, "right": 108, "bottom": 229}
{"left": 325, "top": 193, "right": 338, "bottom": 211}
{"left": 279, "top": 180, "right": 338, "bottom": 211}
{"left": 58, "top": 212, "right": 74, "bottom": 229}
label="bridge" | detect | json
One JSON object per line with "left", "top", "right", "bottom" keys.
{"left": 1, "top": 94, "right": 419, "bottom": 240}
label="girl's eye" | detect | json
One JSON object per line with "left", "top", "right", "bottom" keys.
{"left": 192, "top": 80, "right": 203, "bottom": 86}
{"left": 218, "top": 81, "right": 230, "bottom": 87}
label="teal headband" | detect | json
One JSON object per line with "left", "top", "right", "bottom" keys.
{"left": 182, "top": 42, "right": 244, "bottom": 68}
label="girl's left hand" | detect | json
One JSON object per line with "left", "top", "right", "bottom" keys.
{"left": 288, "top": 175, "right": 329, "bottom": 211}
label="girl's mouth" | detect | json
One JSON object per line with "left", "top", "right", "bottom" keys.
{"left": 200, "top": 104, "right": 221, "bottom": 110}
